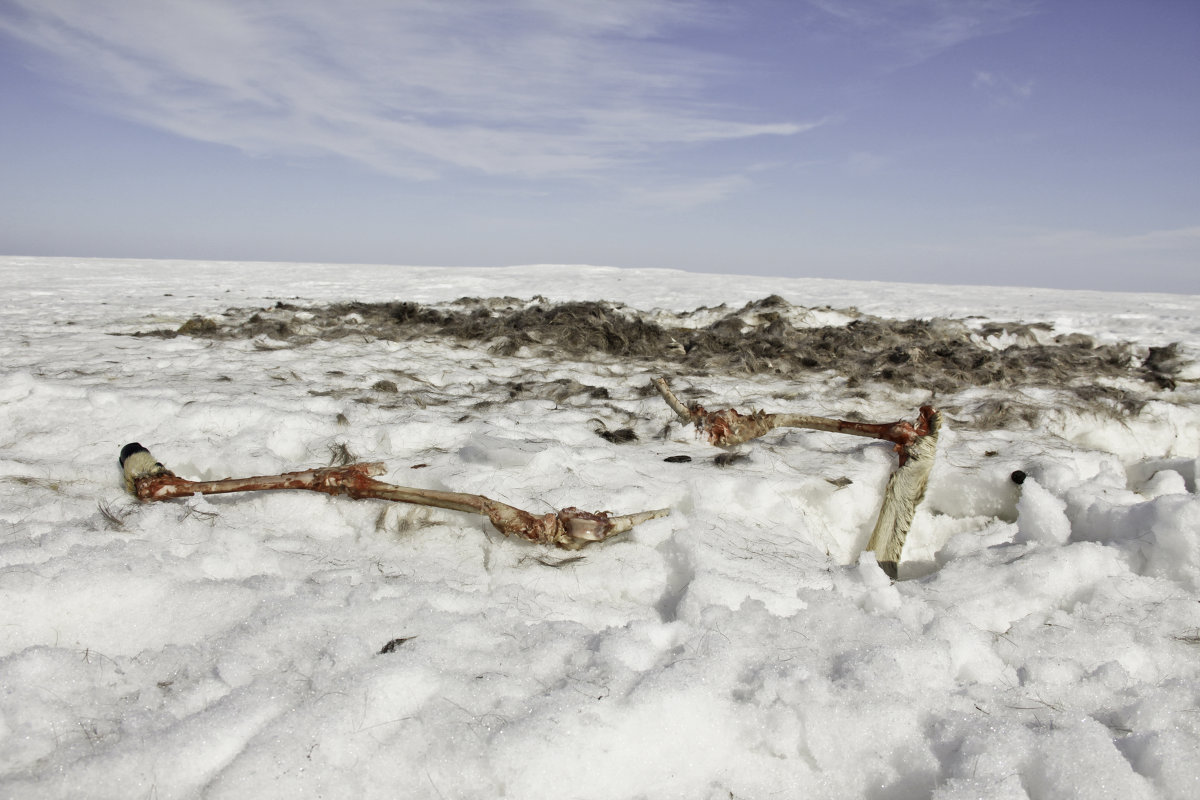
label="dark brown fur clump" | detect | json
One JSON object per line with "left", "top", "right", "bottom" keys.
{"left": 146, "top": 296, "right": 1188, "bottom": 428}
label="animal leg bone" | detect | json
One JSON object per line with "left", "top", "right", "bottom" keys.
{"left": 120, "top": 443, "right": 668, "bottom": 550}
{"left": 653, "top": 378, "right": 940, "bottom": 576}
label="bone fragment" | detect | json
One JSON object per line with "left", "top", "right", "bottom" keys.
{"left": 120, "top": 443, "right": 667, "bottom": 550}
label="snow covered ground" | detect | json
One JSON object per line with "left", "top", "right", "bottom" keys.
{"left": 2, "top": 255, "right": 1199, "bottom": 799}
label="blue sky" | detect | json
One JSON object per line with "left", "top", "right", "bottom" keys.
{"left": 1, "top": 0, "right": 1197, "bottom": 293}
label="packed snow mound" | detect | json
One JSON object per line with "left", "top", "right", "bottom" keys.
{"left": 1, "top": 257, "right": 1199, "bottom": 800}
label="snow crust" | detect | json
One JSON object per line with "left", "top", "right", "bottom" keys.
{"left": 2, "top": 256, "right": 1199, "bottom": 799}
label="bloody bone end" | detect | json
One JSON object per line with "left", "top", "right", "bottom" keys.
{"left": 695, "top": 406, "right": 775, "bottom": 447}
{"left": 875, "top": 405, "right": 939, "bottom": 467}
{"left": 556, "top": 506, "right": 670, "bottom": 549}
{"left": 652, "top": 378, "right": 774, "bottom": 447}
{"left": 482, "top": 502, "right": 670, "bottom": 549}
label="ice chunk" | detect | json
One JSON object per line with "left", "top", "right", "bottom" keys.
{"left": 1015, "top": 478, "right": 1071, "bottom": 545}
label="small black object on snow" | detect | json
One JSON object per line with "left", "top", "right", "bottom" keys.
{"left": 379, "top": 637, "right": 416, "bottom": 654}
{"left": 597, "top": 427, "right": 638, "bottom": 444}
{"left": 714, "top": 452, "right": 750, "bottom": 468}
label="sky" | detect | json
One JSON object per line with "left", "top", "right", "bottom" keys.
{"left": 0, "top": 0, "right": 1197, "bottom": 294}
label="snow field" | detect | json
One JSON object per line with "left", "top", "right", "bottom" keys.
{"left": 1, "top": 258, "right": 1199, "bottom": 799}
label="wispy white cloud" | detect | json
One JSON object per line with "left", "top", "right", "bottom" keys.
{"left": 973, "top": 70, "right": 1034, "bottom": 107}
{"left": 0, "top": 0, "right": 808, "bottom": 181}
{"left": 623, "top": 173, "right": 754, "bottom": 210}
{"left": 805, "top": 0, "right": 1039, "bottom": 64}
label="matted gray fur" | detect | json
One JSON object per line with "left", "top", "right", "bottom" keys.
{"left": 139, "top": 295, "right": 1186, "bottom": 429}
